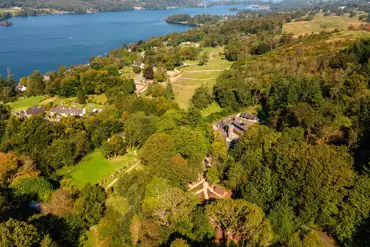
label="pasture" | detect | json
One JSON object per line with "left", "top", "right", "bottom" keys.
{"left": 171, "top": 47, "right": 232, "bottom": 109}
{"left": 283, "top": 14, "right": 364, "bottom": 35}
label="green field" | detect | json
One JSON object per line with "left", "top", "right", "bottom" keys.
{"left": 7, "top": 95, "right": 47, "bottom": 111}
{"left": 0, "top": 7, "right": 61, "bottom": 15}
{"left": 58, "top": 151, "right": 136, "bottom": 187}
{"left": 172, "top": 47, "right": 232, "bottom": 109}
{"left": 283, "top": 14, "right": 364, "bottom": 35}
{"left": 201, "top": 101, "right": 222, "bottom": 117}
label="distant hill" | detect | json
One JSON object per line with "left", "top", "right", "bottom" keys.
{"left": 0, "top": 0, "right": 203, "bottom": 12}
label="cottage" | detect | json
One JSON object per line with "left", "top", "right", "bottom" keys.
{"left": 16, "top": 106, "right": 45, "bottom": 118}
{"left": 209, "top": 185, "right": 232, "bottom": 199}
{"left": 43, "top": 75, "right": 50, "bottom": 81}
{"left": 16, "top": 84, "right": 27, "bottom": 92}
{"left": 214, "top": 112, "right": 259, "bottom": 145}
{"left": 49, "top": 105, "right": 65, "bottom": 116}
{"left": 69, "top": 107, "right": 85, "bottom": 117}
{"left": 240, "top": 112, "right": 258, "bottom": 121}
{"left": 26, "top": 106, "right": 45, "bottom": 116}
{"left": 133, "top": 61, "right": 145, "bottom": 69}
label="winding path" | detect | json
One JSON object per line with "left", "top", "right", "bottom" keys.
{"left": 105, "top": 161, "right": 141, "bottom": 190}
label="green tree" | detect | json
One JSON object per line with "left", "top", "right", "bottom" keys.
{"left": 0, "top": 104, "right": 11, "bottom": 144}
{"left": 26, "top": 70, "right": 45, "bottom": 96}
{"left": 11, "top": 177, "right": 53, "bottom": 201}
{"left": 170, "top": 238, "right": 190, "bottom": 247}
{"left": 74, "top": 184, "right": 106, "bottom": 226}
{"left": 76, "top": 90, "right": 87, "bottom": 104}
{"left": 143, "top": 180, "right": 198, "bottom": 236}
{"left": 268, "top": 203, "right": 297, "bottom": 243}
{"left": 0, "top": 69, "right": 17, "bottom": 102}
{"left": 101, "top": 135, "right": 126, "bottom": 158}
{"left": 252, "top": 42, "right": 271, "bottom": 55}
{"left": 48, "top": 139, "right": 75, "bottom": 169}
{"left": 124, "top": 112, "right": 157, "bottom": 147}
{"left": 143, "top": 66, "right": 154, "bottom": 80}
{"left": 191, "top": 85, "right": 212, "bottom": 109}
{"left": 224, "top": 39, "right": 246, "bottom": 61}
{"left": 139, "top": 133, "right": 174, "bottom": 167}
{"left": 164, "top": 82, "right": 174, "bottom": 100}
{"left": 330, "top": 175, "right": 370, "bottom": 243}
{"left": 288, "top": 229, "right": 326, "bottom": 247}
{"left": 150, "top": 84, "right": 165, "bottom": 97}
{"left": 0, "top": 219, "right": 40, "bottom": 247}
{"left": 154, "top": 65, "right": 167, "bottom": 82}
{"left": 170, "top": 126, "right": 209, "bottom": 164}
{"left": 185, "top": 107, "right": 203, "bottom": 127}
{"left": 198, "top": 51, "right": 209, "bottom": 66}
{"left": 40, "top": 234, "right": 58, "bottom": 247}
{"left": 206, "top": 199, "right": 274, "bottom": 246}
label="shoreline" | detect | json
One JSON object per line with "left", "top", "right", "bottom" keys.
{"left": 0, "top": 3, "right": 252, "bottom": 78}
{"left": 0, "top": 2, "right": 264, "bottom": 21}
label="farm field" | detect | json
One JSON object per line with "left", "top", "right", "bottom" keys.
{"left": 7, "top": 95, "right": 47, "bottom": 111}
{"left": 283, "top": 14, "right": 364, "bottom": 35}
{"left": 171, "top": 47, "right": 232, "bottom": 109}
{"left": 57, "top": 151, "right": 137, "bottom": 187}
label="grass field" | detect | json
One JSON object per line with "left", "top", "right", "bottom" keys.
{"left": 58, "top": 151, "right": 136, "bottom": 187}
{"left": 283, "top": 14, "right": 364, "bottom": 35}
{"left": 7, "top": 95, "right": 47, "bottom": 111}
{"left": 38, "top": 93, "right": 106, "bottom": 113}
{"left": 172, "top": 47, "right": 232, "bottom": 109}
{"left": 201, "top": 101, "right": 222, "bottom": 117}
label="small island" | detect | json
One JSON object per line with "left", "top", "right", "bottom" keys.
{"left": 165, "top": 13, "right": 222, "bottom": 26}
{"left": 0, "top": 20, "right": 13, "bottom": 26}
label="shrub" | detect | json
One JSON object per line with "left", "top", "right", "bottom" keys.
{"left": 11, "top": 177, "right": 53, "bottom": 201}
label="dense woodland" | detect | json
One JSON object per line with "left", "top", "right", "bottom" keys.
{"left": 1, "top": 1, "right": 370, "bottom": 247}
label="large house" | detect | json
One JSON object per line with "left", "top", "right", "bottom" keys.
{"left": 213, "top": 112, "right": 259, "bottom": 145}
{"left": 50, "top": 105, "right": 86, "bottom": 117}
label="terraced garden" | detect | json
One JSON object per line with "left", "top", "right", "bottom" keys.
{"left": 171, "top": 47, "right": 232, "bottom": 109}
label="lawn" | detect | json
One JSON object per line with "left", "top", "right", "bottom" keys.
{"left": 39, "top": 94, "right": 106, "bottom": 113}
{"left": 7, "top": 95, "right": 47, "bottom": 111}
{"left": 172, "top": 47, "right": 232, "bottom": 109}
{"left": 88, "top": 94, "right": 107, "bottom": 104}
{"left": 201, "top": 102, "right": 223, "bottom": 117}
{"left": 58, "top": 151, "right": 136, "bottom": 187}
{"left": 283, "top": 14, "right": 364, "bottom": 35}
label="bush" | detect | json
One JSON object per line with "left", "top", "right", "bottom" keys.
{"left": 143, "top": 66, "right": 154, "bottom": 80}
{"left": 251, "top": 42, "right": 270, "bottom": 55}
{"left": 11, "top": 177, "right": 53, "bottom": 201}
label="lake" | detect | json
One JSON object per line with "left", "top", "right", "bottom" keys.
{"left": 0, "top": 4, "right": 253, "bottom": 79}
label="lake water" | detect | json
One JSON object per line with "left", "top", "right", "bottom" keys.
{"left": 0, "top": 4, "right": 252, "bottom": 79}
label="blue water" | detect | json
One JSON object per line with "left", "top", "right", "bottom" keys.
{"left": 0, "top": 4, "right": 252, "bottom": 79}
